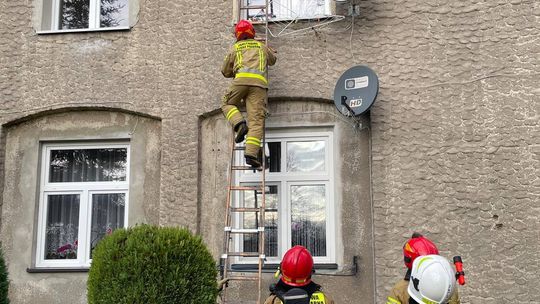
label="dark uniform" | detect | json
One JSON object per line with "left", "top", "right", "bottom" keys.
{"left": 264, "top": 281, "right": 335, "bottom": 304}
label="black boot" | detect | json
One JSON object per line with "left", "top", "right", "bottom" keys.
{"left": 234, "top": 122, "right": 248, "bottom": 143}
{"left": 245, "top": 154, "right": 261, "bottom": 169}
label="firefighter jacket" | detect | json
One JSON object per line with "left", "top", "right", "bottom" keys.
{"left": 221, "top": 39, "right": 277, "bottom": 89}
{"left": 386, "top": 278, "right": 460, "bottom": 304}
{"left": 264, "top": 281, "right": 335, "bottom": 304}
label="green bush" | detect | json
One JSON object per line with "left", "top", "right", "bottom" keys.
{"left": 88, "top": 225, "right": 217, "bottom": 304}
{"left": 0, "top": 246, "right": 8, "bottom": 304}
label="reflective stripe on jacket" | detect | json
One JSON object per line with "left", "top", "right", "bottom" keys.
{"left": 221, "top": 39, "right": 277, "bottom": 89}
{"left": 264, "top": 291, "right": 334, "bottom": 304}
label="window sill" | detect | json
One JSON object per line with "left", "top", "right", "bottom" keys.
{"left": 27, "top": 267, "right": 89, "bottom": 273}
{"left": 36, "top": 26, "right": 130, "bottom": 35}
{"left": 231, "top": 263, "right": 338, "bottom": 273}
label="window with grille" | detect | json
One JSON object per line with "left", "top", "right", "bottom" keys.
{"left": 36, "top": 142, "right": 129, "bottom": 268}
{"left": 235, "top": 130, "right": 335, "bottom": 263}
{"left": 242, "top": 0, "right": 331, "bottom": 21}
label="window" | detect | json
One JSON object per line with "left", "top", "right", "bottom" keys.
{"left": 243, "top": 0, "right": 330, "bottom": 21}
{"left": 235, "top": 131, "right": 335, "bottom": 264}
{"left": 41, "top": 0, "right": 129, "bottom": 32}
{"left": 36, "top": 142, "right": 129, "bottom": 268}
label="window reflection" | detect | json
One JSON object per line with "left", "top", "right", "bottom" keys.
{"left": 100, "top": 0, "right": 129, "bottom": 28}
{"left": 45, "top": 194, "right": 80, "bottom": 260}
{"left": 59, "top": 0, "right": 90, "bottom": 29}
{"left": 90, "top": 193, "right": 125, "bottom": 258}
{"left": 242, "top": 185, "right": 279, "bottom": 257}
{"left": 287, "top": 141, "right": 325, "bottom": 172}
{"left": 49, "top": 148, "right": 127, "bottom": 182}
{"left": 290, "top": 185, "right": 326, "bottom": 256}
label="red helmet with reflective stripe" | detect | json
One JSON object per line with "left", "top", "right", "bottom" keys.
{"left": 403, "top": 233, "right": 439, "bottom": 269}
{"left": 280, "top": 246, "right": 314, "bottom": 287}
{"left": 235, "top": 19, "right": 255, "bottom": 41}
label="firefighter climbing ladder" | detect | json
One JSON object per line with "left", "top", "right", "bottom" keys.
{"left": 220, "top": 3, "right": 270, "bottom": 303}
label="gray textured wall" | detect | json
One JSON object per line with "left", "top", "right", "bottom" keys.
{"left": 0, "top": 0, "right": 538, "bottom": 303}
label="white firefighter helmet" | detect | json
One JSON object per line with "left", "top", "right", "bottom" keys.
{"left": 408, "top": 254, "right": 456, "bottom": 304}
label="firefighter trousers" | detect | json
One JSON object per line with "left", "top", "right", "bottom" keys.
{"left": 221, "top": 85, "right": 267, "bottom": 158}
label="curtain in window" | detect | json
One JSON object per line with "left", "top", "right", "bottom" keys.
{"left": 290, "top": 185, "right": 326, "bottom": 256}
{"left": 45, "top": 194, "right": 80, "bottom": 260}
{"left": 90, "top": 193, "right": 125, "bottom": 258}
{"left": 49, "top": 148, "right": 127, "bottom": 182}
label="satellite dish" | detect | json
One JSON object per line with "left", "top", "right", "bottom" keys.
{"left": 333, "top": 65, "right": 379, "bottom": 116}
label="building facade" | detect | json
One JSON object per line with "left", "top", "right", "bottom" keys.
{"left": 0, "top": 0, "right": 538, "bottom": 303}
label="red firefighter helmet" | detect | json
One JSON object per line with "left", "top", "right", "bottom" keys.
{"left": 280, "top": 245, "right": 314, "bottom": 287}
{"left": 403, "top": 233, "right": 439, "bottom": 269}
{"left": 235, "top": 19, "right": 255, "bottom": 40}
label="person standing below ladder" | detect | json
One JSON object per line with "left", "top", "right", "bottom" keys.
{"left": 221, "top": 19, "right": 277, "bottom": 168}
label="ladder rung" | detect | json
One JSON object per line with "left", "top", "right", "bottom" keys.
{"left": 232, "top": 165, "right": 261, "bottom": 170}
{"left": 230, "top": 207, "right": 264, "bottom": 213}
{"left": 226, "top": 252, "right": 264, "bottom": 258}
{"left": 250, "top": 20, "right": 267, "bottom": 25}
{"left": 240, "top": 5, "right": 267, "bottom": 10}
{"left": 233, "top": 146, "right": 246, "bottom": 151}
{"left": 230, "top": 185, "right": 262, "bottom": 191}
{"left": 227, "top": 276, "right": 260, "bottom": 281}
{"left": 224, "top": 227, "right": 265, "bottom": 233}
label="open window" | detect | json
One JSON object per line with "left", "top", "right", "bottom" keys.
{"left": 40, "top": 0, "right": 129, "bottom": 32}
{"left": 241, "top": 0, "right": 331, "bottom": 21}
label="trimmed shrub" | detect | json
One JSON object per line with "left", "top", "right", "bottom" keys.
{"left": 88, "top": 225, "right": 217, "bottom": 304}
{"left": 0, "top": 246, "right": 8, "bottom": 304}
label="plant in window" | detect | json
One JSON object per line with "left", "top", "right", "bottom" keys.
{"left": 88, "top": 225, "right": 218, "bottom": 304}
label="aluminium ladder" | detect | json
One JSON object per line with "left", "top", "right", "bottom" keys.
{"left": 220, "top": 2, "right": 271, "bottom": 303}
{"left": 220, "top": 136, "right": 268, "bottom": 304}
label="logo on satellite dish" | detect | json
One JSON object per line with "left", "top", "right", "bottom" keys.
{"left": 334, "top": 66, "right": 379, "bottom": 116}
{"left": 345, "top": 76, "right": 369, "bottom": 90}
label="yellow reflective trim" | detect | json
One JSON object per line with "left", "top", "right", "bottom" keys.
{"left": 246, "top": 137, "right": 261, "bottom": 144}
{"left": 259, "top": 49, "right": 264, "bottom": 71}
{"left": 421, "top": 297, "right": 437, "bottom": 304}
{"left": 310, "top": 292, "right": 326, "bottom": 304}
{"left": 246, "top": 140, "right": 260, "bottom": 146}
{"left": 387, "top": 297, "right": 401, "bottom": 304}
{"left": 226, "top": 108, "right": 240, "bottom": 120}
{"left": 235, "top": 72, "right": 267, "bottom": 84}
{"left": 416, "top": 256, "right": 432, "bottom": 270}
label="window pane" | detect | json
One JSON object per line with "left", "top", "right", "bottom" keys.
{"left": 49, "top": 148, "right": 127, "bottom": 182}
{"left": 45, "top": 194, "right": 80, "bottom": 260}
{"left": 268, "top": 142, "right": 281, "bottom": 173}
{"left": 100, "top": 0, "right": 129, "bottom": 28}
{"left": 287, "top": 141, "right": 325, "bottom": 172}
{"left": 42, "top": 0, "right": 54, "bottom": 29}
{"left": 242, "top": 185, "right": 279, "bottom": 257}
{"left": 290, "top": 185, "right": 326, "bottom": 256}
{"left": 59, "top": 0, "right": 90, "bottom": 29}
{"left": 90, "top": 193, "right": 125, "bottom": 258}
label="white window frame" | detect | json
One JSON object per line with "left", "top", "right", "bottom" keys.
{"left": 36, "top": 142, "right": 130, "bottom": 268}
{"left": 40, "top": 0, "right": 130, "bottom": 33}
{"left": 235, "top": 130, "right": 335, "bottom": 264}
{"left": 243, "top": 0, "right": 331, "bottom": 21}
